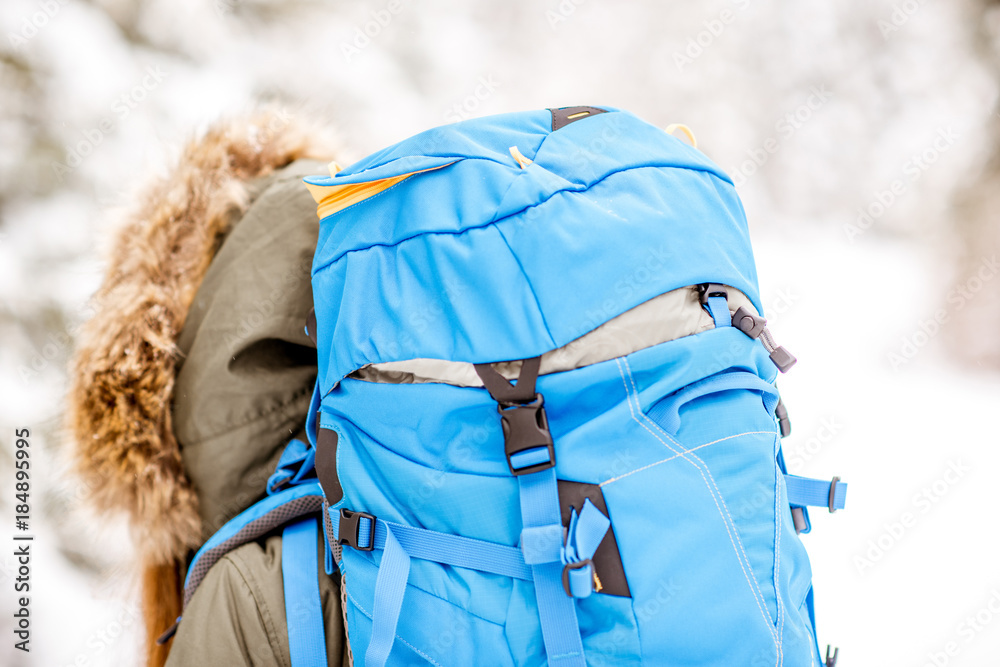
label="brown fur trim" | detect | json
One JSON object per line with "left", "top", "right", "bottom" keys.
{"left": 65, "top": 110, "right": 334, "bottom": 665}
{"left": 66, "top": 111, "right": 332, "bottom": 561}
{"left": 143, "top": 558, "right": 183, "bottom": 667}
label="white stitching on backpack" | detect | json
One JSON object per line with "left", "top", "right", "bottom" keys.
{"left": 772, "top": 434, "right": 786, "bottom": 667}
{"left": 343, "top": 585, "right": 444, "bottom": 666}
{"left": 620, "top": 357, "right": 783, "bottom": 660}
{"left": 615, "top": 357, "right": 781, "bottom": 654}
{"left": 600, "top": 431, "right": 776, "bottom": 487}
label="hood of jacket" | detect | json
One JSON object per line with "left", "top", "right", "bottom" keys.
{"left": 66, "top": 111, "right": 334, "bottom": 567}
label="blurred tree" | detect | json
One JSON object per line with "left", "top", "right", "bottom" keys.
{"left": 951, "top": 0, "right": 1000, "bottom": 368}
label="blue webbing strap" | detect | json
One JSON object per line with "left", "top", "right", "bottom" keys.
{"left": 338, "top": 512, "right": 537, "bottom": 667}
{"left": 785, "top": 474, "right": 848, "bottom": 511}
{"left": 365, "top": 526, "right": 410, "bottom": 667}
{"left": 336, "top": 478, "right": 589, "bottom": 665}
{"left": 471, "top": 358, "right": 588, "bottom": 665}
{"left": 561, "top": 500, "right": 611, "bottom": 599}
{"left": 518, "top": 466, "right": 587, "bottom": 666}
{"left": 342, "top": 514, "right": 534, "bottom": 581}
{"left": 282, "top": 518, "right": 328, "bottom": 667}
{"left": 707, "top": 294, "right": 731, "bottom": 328}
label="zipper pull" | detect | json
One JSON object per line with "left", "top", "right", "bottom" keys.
{"left": 732, "top": 307, "right": 797, "bottom": 373}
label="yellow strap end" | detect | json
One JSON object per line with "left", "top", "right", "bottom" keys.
{"left": 665, "top": 124, "right": 698, "bottom": 149}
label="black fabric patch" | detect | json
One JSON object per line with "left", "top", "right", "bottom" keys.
{"left": 549, "top": 106, "right": 608, "bottom": 132}
{"left": 558, "top": 479, "right": 631, "bottom": 597}
{"left": 315, "top": 427, "right": 343, "bottom": 504}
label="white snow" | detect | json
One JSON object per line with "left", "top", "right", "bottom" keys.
{"left": 2, "top": 0, "right": 999, "bottom": 664}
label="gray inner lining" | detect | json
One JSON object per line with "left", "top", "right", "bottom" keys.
{"left": 350, "top": 284, "right": 756, "bottom": 386}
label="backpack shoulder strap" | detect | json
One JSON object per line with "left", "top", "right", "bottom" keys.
{"left": 282, "top": 517, "right": 328, "bottom": 667}
{"left": 181, "top": 480, "right": 326, "bottom": 607}
{"left": 156, "top": 479, "right": 327, "bottom": 646}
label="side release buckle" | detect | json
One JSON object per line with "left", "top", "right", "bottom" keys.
{"left": 500, "top": 393, "right": 556, "bottom": 476}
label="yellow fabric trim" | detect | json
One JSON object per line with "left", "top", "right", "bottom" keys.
{"left": 305, "top": 163, "right": 455, "bottom": 219}
{"left": 665, "top": 123, "right": 698, "bottom": 149}
{"left": 508, "top": 146, "right": 533, "bottom": 169}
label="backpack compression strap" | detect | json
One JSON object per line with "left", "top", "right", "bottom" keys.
{"left": 474, "top": 357, "right": 591, "bottom": 667}
{"left": 332, "top": 357, "right": 607, "bottom": 667}
{"left": 332, "top": 498, "right": 610, "bottom": 665}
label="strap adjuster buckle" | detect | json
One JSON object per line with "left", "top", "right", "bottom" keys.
{"left": 500, "top": 393, "right": 555, "bottom": 476}
{"left": 338, "top": 509, "right": 376, "bottom": 551}
{"left": 828, "top": 477, "right": 841, "bottom": 514}
{"left": 698, "top": 283, "right": 729, "bottom": 305}
{"left": 561, "top": 558, "right": 594, "bottom": 597}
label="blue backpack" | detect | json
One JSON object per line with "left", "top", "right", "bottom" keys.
{"left": 174, "top": 106, "right": 847, "bottom": 667}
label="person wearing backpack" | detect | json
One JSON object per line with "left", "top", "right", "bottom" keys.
{"left": 69, "top": 105, "right": 846, "bottom": 667}
{"left": 66, "top": 111, "right": 350, "bottom": 667}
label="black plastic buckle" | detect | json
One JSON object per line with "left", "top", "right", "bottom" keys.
{"left": 732, "top": 306, "right": 767, "bottom": 339}
{"left": 338, "top": 508, "right": 376, "bottom": 551}
{"left": 561, "top": 558, "right": 594, "bottom": 597}
{"left": 698, "top": 283, "right": 729, "bottom": 305}
{"left": 825, "top": 645, "right": 839, "bottom": 667}
{"left": 499, "top": 393, "right": 555, "bottom": 476}
{"left": 828, "top": 477, "right": 841, "bottom": 514}
{"left": 775, "top": 399, "right": 792, "bottom": 438}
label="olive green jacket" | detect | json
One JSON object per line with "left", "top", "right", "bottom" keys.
{"left": 165, "top": 159, "right": 348, "bottom": 667}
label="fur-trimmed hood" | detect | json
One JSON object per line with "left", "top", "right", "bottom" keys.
{"left": 66, "top": 110, "right": 332, "bottom": 568}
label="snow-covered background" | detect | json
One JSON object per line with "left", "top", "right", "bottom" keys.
{"left": 2, "top": 0, "right": 999, "bottom": 665}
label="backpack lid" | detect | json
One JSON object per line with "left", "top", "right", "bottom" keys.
{"left": 306, "top": 107, "right": 761, "bottom": 392}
